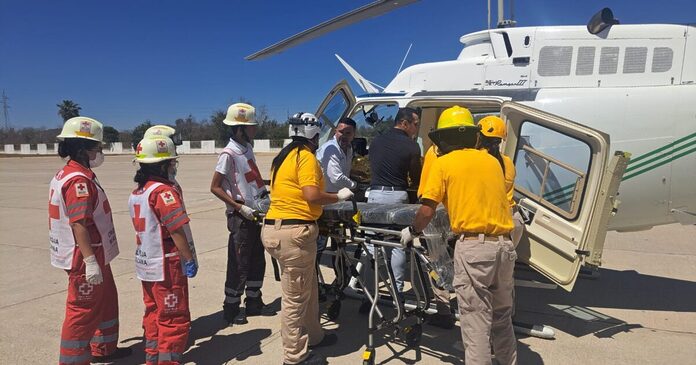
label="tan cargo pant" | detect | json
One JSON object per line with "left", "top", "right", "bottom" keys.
{"left": 261, "top": 221, "right": 324, "bottom": 364}
{"left": 453, "top": 234, "right": 517, "bottom": 365}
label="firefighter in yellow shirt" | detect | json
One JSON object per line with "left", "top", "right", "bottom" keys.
{"left": 477, "top": 115, "right": 525, "bottom": 245}
{"left": 404, "top": 109, "right": 517, "bottom": 365}
{"left": 261, "top": 112, "right": 353, "bottom": 365}
{"left": 417, "top": 106, "right": 476, "bottom": 329}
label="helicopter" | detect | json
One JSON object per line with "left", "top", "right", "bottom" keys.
{"left": 246, "top": 1, "right": 696, "bottom": 291}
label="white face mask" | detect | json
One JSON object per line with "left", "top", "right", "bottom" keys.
{"left": 89, "top": 151, "right": 104, "bottom": 168}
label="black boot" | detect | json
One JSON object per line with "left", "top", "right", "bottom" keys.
{"left": 223, "top": 304, "right": 246, "bottom": 324}
{"left": 245, "top": 297, "right": 266, "bottom": 317}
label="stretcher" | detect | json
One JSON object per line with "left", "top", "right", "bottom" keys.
{"left": 261, "top": 198, "right": 554, "bottom": 364}
{"left": 317, "top": 200, "right": 454, "bottom": 365}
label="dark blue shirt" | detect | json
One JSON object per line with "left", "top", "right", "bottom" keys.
{"left": 368, "top": 128, "right": 422, "bottom": 189}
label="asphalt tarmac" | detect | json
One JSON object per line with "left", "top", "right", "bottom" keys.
{"left": 1, "top": 154, "right": 694, "bottom": 364}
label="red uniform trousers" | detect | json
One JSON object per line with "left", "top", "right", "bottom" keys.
{"left": 142, "top": 254, "right": 190, "bottom": 365}
{"left": 59, "top": 246, "right": 120, "bottom": 365}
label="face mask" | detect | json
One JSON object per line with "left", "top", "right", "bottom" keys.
{"left": 89, "top": 151, "right": 104, "bottom": 168}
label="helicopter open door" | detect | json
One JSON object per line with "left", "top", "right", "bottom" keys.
{"left": 315, "top": 80, "right": 356, "bottom": 146}
{"left": 501, "top": 102, "right": 629, "bottom": 291}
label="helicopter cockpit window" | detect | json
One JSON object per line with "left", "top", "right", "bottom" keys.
{"left": 317, "top": 89, "right": 350, "bottom": 145}
{"left": 513, "top": 122, "right": 592, "bottom": 219}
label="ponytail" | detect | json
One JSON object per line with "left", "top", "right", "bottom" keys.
{"left": 270, "top": 137, "right": 315, "bottom": 186}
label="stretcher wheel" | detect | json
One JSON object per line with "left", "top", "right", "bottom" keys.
{"left": 403, "top": 324, "right": 422, "bottom": 348}
{"left": 327, "top": 300, "right": 341, "bottom": 321}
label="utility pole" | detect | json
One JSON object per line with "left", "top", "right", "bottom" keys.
{"left": 1, "top": 90, "right": 9, "bottom": 129}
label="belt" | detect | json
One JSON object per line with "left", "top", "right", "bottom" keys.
{"left": 459, "top": 233, "right": 508, "bottom": 241}
{"left": 264, "top": 219, "right": 316, "bottom": 226}
{"left": 370, "top": 185, "right": 406, "bottom": 191}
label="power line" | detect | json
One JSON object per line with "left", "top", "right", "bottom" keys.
{"left": 1, "top": 90, "right": 9, "bottom": 130}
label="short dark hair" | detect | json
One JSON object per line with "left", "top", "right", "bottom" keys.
{"left": 394, "top": 107, "right": 419, "bottom": 126}
{"left": 337, "top": 117, "right": 357, "bottom": 128}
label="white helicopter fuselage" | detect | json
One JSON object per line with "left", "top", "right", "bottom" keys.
{"left": 382, "top": 24, "right": 696, "bottom": 231}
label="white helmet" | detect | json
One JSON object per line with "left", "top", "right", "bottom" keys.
{"left": 144, "top": 125, "right": 182, "bottom": 145}
{"left": 288, "top": 112, "right": 322, "bottom": 139}
{"left": 134, "top": 137, "right": 178, "bottom": 164}
{"left": 223, "top": 103, "right": 257, "bottom": 126}
{"left": 57, "top": 116, "right": 104, "bottom": 142}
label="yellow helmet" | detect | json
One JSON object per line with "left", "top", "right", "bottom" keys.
{"left": 436, "top": 106, "right": 474, "bottom": 129}
{"left": 223, "top": 103, "right": 257, "bottom": 126}
{"left": 134, "top": 137, "right": 178, "bottom": 164}
{"left": 478, "top": 116, "right": 507, "bottom": 139}
{"left": 56, "top": 116, "right": 104, "bottom": 142}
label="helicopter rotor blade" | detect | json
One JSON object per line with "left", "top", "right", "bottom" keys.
{"left": 245, "top": 0, "right": 420, "bottom": 61}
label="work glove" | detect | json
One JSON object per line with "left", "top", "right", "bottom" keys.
{"left": 238, "top": 205, "right": 256, "bottom": 221}
{"left": 84, "top": 255, "right": 103, "bottom": 285}
{"left": 336, "top": 187, "right": 354, "bottom": 202}
{"left": 184, "top": 259, "right": 198, "bottom": 278}
{"left": 400, "top": 226, "right": 417, "bottom": 247}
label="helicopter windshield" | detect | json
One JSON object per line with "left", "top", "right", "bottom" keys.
{"left": 349, "top": 103, "right": 399, "bottom": 143}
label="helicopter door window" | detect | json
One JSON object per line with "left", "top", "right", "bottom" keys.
{"left": 513, "top": 122, "right": 591, "bottom": 219}
{"left": 316, "top": 89, "right": 350, "bottom": 144}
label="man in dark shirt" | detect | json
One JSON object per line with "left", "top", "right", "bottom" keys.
{"left": 360, "top": 107, "right": 422, "bottom": 308}
{"left": 368, "top": 107, "right": 422, "bottom": 193}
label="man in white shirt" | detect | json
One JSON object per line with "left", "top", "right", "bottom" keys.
{"left": 315, "top": 118, "right": 357, "bottom": 296}
{"left": 210, "top": 103, "right": 270, "bottom": 324}
{"left": 316, "top": 117, "right": 357, "bottom": 193}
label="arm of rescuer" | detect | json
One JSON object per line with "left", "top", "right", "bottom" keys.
{"left": 153, "top": 187, "right": 197, "bottom": 277}
{"left": 64, "top": 177, "right": 102, "bottom": 284}
{"left": 401, "top": 156, "right": 442, "bottom": 246}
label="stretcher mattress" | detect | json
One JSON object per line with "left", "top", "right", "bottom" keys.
{"left": 319, "top": 202, "right": 450, "bottom": 227}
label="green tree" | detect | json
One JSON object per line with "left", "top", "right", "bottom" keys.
{"left": 130, "top": 120, "right": 153, "bottom": 149}
{"left": 57, "top": 100, "right": 81, "bottom": 122}
{"left": 103, "top": 126, "right": 119, "bottom": 143}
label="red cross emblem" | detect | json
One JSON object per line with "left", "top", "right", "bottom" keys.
{"left": 75, "top": 183, "right": 89, "bottom": 197}
{"left": 156, "top": 140, "right": 168, "bottom": 153}
{"left": 164, "top": 293, "right": 178, "bottom": 309}
{"left": 49, "top": 189, "right": 60, "bottom": 229}
{"left": 132, "top": 204, "right": 145, "bottom": 245}
{"left": 135, "top": 143, "right": 143, "bottom": 155}
{"left": 78, "top": 282, "right": 94, "bottom": 296}
{"left": 160, "top": 191, "right": 176, "bottom": 206}
{"left": 244, "top": 159, "right": 264, "bottom": 188}
{"left": 80, "top": 121, "right": 91, "bottom": 132}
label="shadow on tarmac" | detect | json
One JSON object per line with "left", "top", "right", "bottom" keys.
{"left": 515, "top": 267, "right": 696, "bottom": 338}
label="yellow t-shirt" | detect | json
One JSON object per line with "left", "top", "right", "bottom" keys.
{"left": 420, "top": 148, "right": 513, "bottom": 235}
{"left": 266, "top": 147, "right": 325, "bottom": 221}
{"left": 417, "top": 145, "right": 438, "bottom": 198}
{"left": 502, "top": 155, "right": 516, "bottom": 208}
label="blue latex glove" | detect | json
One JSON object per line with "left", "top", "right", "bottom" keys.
{"left": 184, "top": 259, "right": 198, "bottom": 278}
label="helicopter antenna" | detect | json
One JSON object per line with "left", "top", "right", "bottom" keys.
{"left": 396, "top": 43, "right": 413, "bottom": 76}
{"left": 487, "top": 0, "right": 491, "bottom": 29}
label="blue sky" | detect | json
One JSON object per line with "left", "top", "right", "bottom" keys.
{"left": 1, "top": 0, "right": 694, "bottom": 130}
